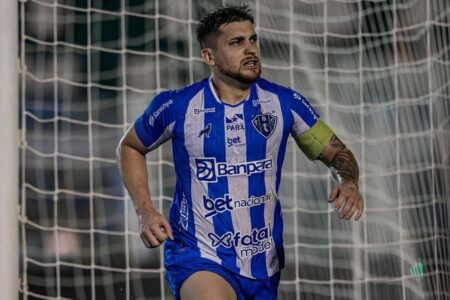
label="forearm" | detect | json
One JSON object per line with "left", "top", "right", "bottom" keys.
{"left": 320, "top": 135, "right": 359, "bottom": 186}
{"left": 330, "top": 148, "right": 359, "bottom": 186}
{"left": 117, "top": 143, "right": 156, "bottom": 214}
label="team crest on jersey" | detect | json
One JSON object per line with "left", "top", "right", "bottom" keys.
{"left": 252, "top": 113, "right": 277, "bottom": 138}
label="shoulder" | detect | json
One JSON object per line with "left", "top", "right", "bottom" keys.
{"left": 167, "top": 79, "right": 207, "bottom": 103}
{"left": 255, "top": 78, "right": 299, "bottom": 107}
{"left": 255, "top": 78, "right": 300, "bottom": 109}
{"left": 256, "top": 78, "right": 293, "bottom": 95}
{"left": 256, "top": 78, "right": 319, "bottom": 123}
{"left": 150, "top": 79, "right": 208, "bottom": 112}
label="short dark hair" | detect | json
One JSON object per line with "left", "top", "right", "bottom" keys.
{"left": 196, "top": 4, "right": 254, "bottom": 48}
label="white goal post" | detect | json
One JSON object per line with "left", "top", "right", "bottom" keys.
{"left": 0, "top": 0, "right": 19, "bottom": 299}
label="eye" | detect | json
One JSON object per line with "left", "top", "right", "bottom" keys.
{"left": 229, "top": 37, "right": 245, "bottom": 46}
{"left": 230, "top": 39, "right": 243, "bottom": 46}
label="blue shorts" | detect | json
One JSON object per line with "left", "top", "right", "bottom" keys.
{"left": 165, "top": 245, "right": 281, "bottom": 300}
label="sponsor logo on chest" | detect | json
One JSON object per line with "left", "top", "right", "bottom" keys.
{"left": 193, "top": 107, "right": 216, "bottom": 115}
{"left": 202, "top": 193, "right": 272, "bottom": 218}
{"left": 195, "top": 157, "right": 273, "bottom": 182}
{"left": 252, "top": 97, "right": 272, "bottom": 106}
{"left": 208, "top": 224, "right": 273, "bottom": 258}
{"left": 225, "top": 113, "right": 245, "bottom": 132}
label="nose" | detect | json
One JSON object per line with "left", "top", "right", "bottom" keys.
{"left": 244, "top": 40, "right": 258, "bottom": 55}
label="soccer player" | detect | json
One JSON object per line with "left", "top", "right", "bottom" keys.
{"left": 117, "top": 5, "right": 364, "bottom": 300}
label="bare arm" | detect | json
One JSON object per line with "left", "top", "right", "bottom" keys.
{"left": 319, "top": 135, "right": 359, "bottom": 185}
{"left": 116, "top": 126, "right": 174, "bottom": 247}
{"left": 318, "top": 135, "right": 364, "bottom": 221}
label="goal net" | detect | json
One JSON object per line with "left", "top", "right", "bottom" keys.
{"left": 19, "top": 0, "right": 449, "bottom": 299}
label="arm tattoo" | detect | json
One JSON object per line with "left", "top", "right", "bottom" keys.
{"left": 321, "top": 135, "right": 360, "bottom": 186}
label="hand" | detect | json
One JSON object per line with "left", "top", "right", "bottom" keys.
{"left": 137, "top": 207, "right": 174, "bottom": 248}
{"left": 328, "top": 181, "right": 364, "bottom": 221}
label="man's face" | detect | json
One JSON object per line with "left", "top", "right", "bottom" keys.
{"left": 208, "top": 21, "right": 261, "bottom": 84}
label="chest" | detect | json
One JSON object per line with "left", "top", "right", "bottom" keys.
{"left": 181, "top": 103, "right": 284, "bottom": 161}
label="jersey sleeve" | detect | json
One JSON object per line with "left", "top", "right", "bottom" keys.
{"left": 289, "top": 90, "right": 334, "bottom": 160}
{"left": 134, "top": 91, "right": 176, "bottom": 151}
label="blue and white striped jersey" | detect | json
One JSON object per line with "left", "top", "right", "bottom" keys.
{"left": 135, "top": 77, "right": 321, "bottom": 279}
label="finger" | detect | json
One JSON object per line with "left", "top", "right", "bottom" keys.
{"left": 160, "top": 218, "right": 174, "bottom": 240}
{"left": 152, "top": 221, "right": 174, "bottom": 242}
{"left": 341, "top": 196, "right": 354, "bottom": 218}
{"left": 355, "top": 198, "right": 364, "bottom": 221}
{"left": 149, "top": 224, "right": 166, "bottom": 243}
{"left": 334, "top": 195, "right": 347, "bottom": 213}
{"left": 140, "top": 232, "right": 152, "bottom": 248}
{"left": 153, "top": 228, "right": 168, "bottom": 243}
{"left": 142, "top": 229, "right": 161, "bottom": 247}
{"left": 139, "top": 223, "right": 153, "bottom": 248}
{"left": 346, "top": 198, "right": 359, "bottom": 220}
{"left": 328, "top": 187, "right": 339, "bottom": 203}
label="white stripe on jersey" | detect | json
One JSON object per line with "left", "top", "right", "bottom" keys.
{"left": 147, "top": 122, "right": 175, "bottom": 151}
{"left": 224, "top": 104, "right": 253, "bottom": 278}
{"left": 291, "top": 110, "right": 311, "bottom": 137}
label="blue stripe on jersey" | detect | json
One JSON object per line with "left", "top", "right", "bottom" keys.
{"left": 271, "top": 89, "right": 292, "bottom": 270}
{"left": 171, "top": 136, "right": 199, "bottom": 249}
{"left": 275, "top": 87, "right": 294, "bottom": 192}
{"left": 203, "top": 84, "right": 239, "bottom": 274}
{"left": 273, "top": 200, "right": 285, "bottom": 269}
{"left": 244, "top": 85, "right": 269, "bottom": 278}
{"left": 166, "top": 82, "right": 205, "bottom": 253}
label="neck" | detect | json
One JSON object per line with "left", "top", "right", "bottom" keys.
{"left": 210, "top": 73, "right": 251, "bottom": 105}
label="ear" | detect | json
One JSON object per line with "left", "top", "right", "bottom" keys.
{"left": 201, "top": 48, "right": 215, "bottom": 66}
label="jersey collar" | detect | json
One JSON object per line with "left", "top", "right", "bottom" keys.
{"left": 207, "top": 76, "right": 257, "bottom": 107}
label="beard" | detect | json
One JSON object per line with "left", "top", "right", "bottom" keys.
{"left": 217, "top": 61, "right": 261, "bottom": 84}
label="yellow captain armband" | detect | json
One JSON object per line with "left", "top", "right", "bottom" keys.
{"left": 294, "top": 120, "right": 334, "bottom": 160}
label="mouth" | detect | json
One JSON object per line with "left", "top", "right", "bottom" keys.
{"left": 242, "top": 58, "right": 259, "bottom": 69}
